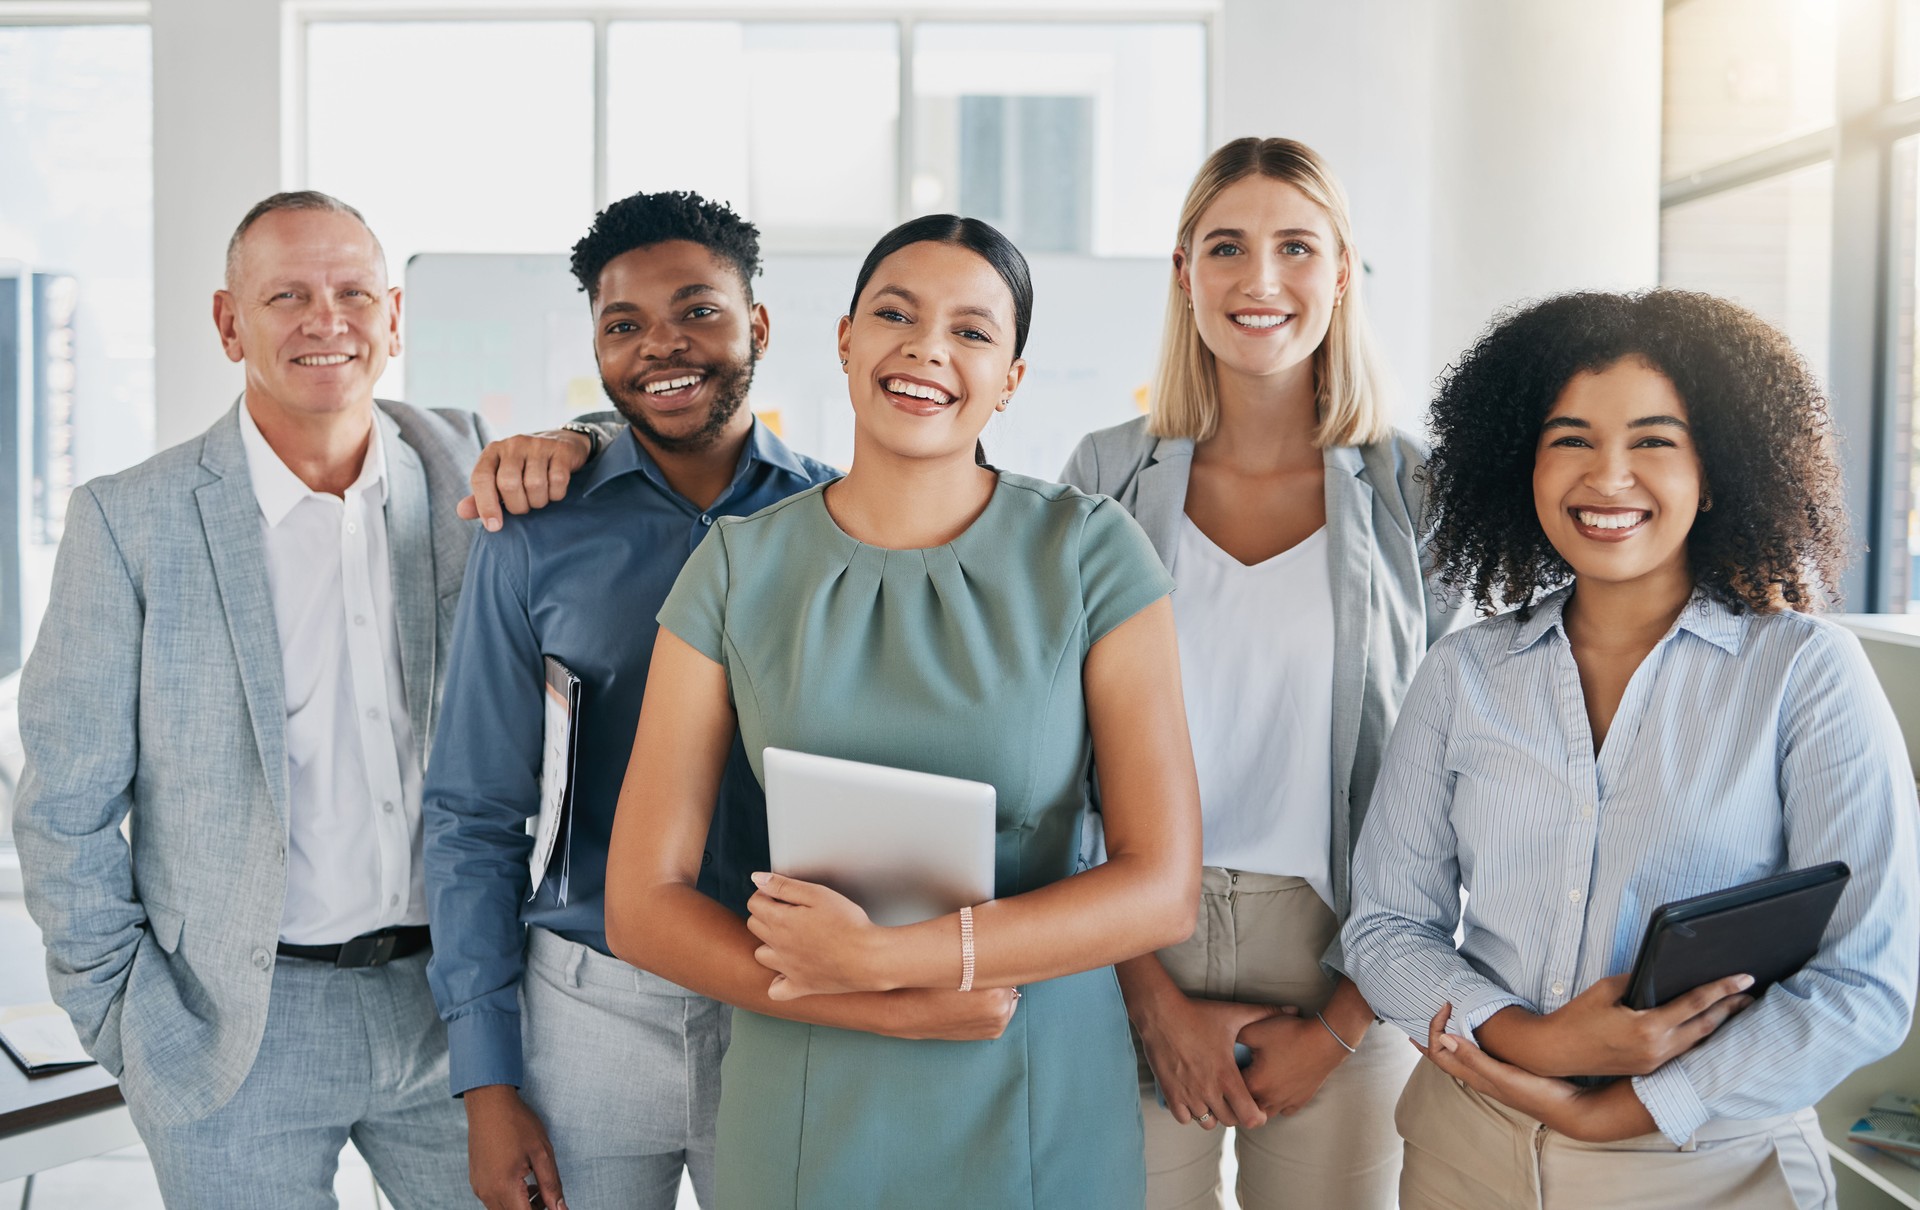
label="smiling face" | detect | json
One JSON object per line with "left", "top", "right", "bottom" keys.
{"left": 213, "top": 207, "right": 399, "bottom": 423}
{"left": 1533, "top": 356, "right": 1705, "bottom": 592}
{"left": 1177, "top": 174, "right": 1348, "bottom": 389}
{"left": 592, "top": 239, "right": 769, "bottom": 453}
{"left": 836, "top": 240, "right": 1025, "bottom": 463}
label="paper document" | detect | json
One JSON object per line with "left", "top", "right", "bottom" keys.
{"left": 0, "top": 1001, "right": 94, "bottom": 1076}
{"left": 531, "top": 655, "right": 582, "bottom": 905}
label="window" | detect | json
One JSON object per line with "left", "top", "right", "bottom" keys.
{"left": 301, "top": 13, "right": 1209, "bottom": 264}
{"left": 910, "top": 22, "right": 1206, "bottom": 255}
{"left": 0, "top": 18, "right": 152, "bottom": 855}
{"left": 1660, "top": 0, "right": 1920, "bottom": 611}
{"left": 0, "top": 23, "right": 153, "bottom": 674}
{"left": 305, "top": 21, "right": 596, "bottom": 400}
{"left": 1662, "top": 0, "right": 1835, "bottom": 180}
{"left": 1894, "top": 135, "right": 1920, "bottom": 607}
{"left": 606, "top": 22, "right": 901, "bottom": 250}
{"left": 1659, "top": 162, "right": 1833, "bottom": 379}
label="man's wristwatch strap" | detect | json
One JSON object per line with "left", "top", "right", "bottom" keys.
{"left": 559, "top": 421, "right": 605, "bottom": 460}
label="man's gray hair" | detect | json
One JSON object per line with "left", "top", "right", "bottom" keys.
{"left": 223, "top": 190, "right": 386, "bottom": 288}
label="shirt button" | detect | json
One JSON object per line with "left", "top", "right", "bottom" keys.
{"left": 354, "top": 614, "right": 367, "bottom": 627}
{"left": 253, "top": 949, "right": 272, "bottom": 971}
{"left": 1551, "top": 980, "right": 1566, "bottom": 996}
{"left": 1568, "top": 888, "right": 1583, "bottom": 903}
{"left": 1581, "top": 804, "right": 1595, "bottom": 820}
{"left": 389, "top": 894, "right": 400, "bottom": 907}
{"left": 346, "top": 521, "right": 358, "bottom": 535}
{"left": 382, "top": 800, "right": 395, "bottom": 814}
{"left": 366, "top": 707, "right": 382, "bottom": 721}
{"left": 700, "top": 515, "right": 713, "bottom": 526}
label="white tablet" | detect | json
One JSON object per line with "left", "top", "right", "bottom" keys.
{"left": 762, "top": 747, "right": 997, "bottom": 927}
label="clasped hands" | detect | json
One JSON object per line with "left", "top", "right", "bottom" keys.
{"left": 1138, "top": 993, "right": 1355, "bottom": 1132}
{"left": 744, "top": 871, "right": 1019, "bottom": 1043}
{"left": 746, "top": 870, "right": 891, "bottom": 999}
{"left": 1412, "top": 971, "right": 1756, "bottom": 1143}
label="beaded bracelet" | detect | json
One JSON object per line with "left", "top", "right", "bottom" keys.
{"left": 958, "top": 905, "right": 976, "bottom": 992}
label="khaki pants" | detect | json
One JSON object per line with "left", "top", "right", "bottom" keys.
{"left": 1395, "top": 1056, "right": 1837, "bottom": 1210}
{"left": 1139, "top": 869, "right": 1416, "bottom": 1210}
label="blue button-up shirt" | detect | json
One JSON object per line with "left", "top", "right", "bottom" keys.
{"left": 1343, "top": 585, "right": 1918, "bottom": 1144}
{"left": 424, "top": 420, "right": 838, "bottom": 1095}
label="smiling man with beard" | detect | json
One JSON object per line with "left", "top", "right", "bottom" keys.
{"left": 421, "top": 191, "right": 837, "bottom": 1210}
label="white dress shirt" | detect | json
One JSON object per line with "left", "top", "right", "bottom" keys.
{"left": 1171, "top": 516, "right": 1336, "bottom": 902}
{"left": 239, "top": 404, "right": 426, "bottom": 945}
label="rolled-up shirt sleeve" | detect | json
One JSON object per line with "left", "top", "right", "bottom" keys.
{"left": 1343, "top": 639, "right": 1531, "bottom": 1039}
{"left": 1634, "top": 626, "right": 1919, "bottom": 1144}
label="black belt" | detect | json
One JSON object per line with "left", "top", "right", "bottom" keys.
{"left": 276, "top": 925, "right": 431, "bottom": 968}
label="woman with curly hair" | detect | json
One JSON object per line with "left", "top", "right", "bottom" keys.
{"left": 1342, "top": 290, "right": 1918, "bottom": 1209}
{"left": 1062, "top": 136, "right": 1447, "bottom": 1209}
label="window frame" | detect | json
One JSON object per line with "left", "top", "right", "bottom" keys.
{"left": 283, "top": 3, "right": 1219, "bottom": 257}
{"left": 1660, "top": 0, "right": 1920, "bottom": 611}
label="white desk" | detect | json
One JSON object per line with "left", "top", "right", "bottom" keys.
{"left": 0, "top": 898, "right": 139, "bottom": 1186}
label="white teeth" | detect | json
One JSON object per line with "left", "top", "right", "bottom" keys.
{"left": 1577, "top": 510, "right": 1647, "bottom": 530}
{"left": 1231, "top": 314, "right": 1289, "bottom": 329}
{"left": 644, "top": 375, "right": 702, "bottom": 394}
{"left": 883, "top": 378, "right": 954, "bottom": 404}
{"left": 293, "top": 354, "right": 351, "bottom": 366}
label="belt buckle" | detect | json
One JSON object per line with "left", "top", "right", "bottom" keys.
{"left": 335, "top": 932, "right": 397, "bottom": 968}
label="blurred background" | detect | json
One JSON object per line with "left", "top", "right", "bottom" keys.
{"left": 3, "top": 0, "right": 1919, "bottom": 1202}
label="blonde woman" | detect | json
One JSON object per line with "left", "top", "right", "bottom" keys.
{"left": 1061, "top": 137, "right": 1450, "bottom": 1210}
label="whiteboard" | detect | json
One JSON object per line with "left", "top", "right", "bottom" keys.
{"left": 403, "top": 251, "right": 1169, "bottom": 479}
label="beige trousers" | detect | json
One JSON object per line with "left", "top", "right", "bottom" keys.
{"left": 1138, "top": 869, "right": 1416, "bottom": 1210}
{"left": 1395, "top": 1056, "right": 1837, "bottom": 1210}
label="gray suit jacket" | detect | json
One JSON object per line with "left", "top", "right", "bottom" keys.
{"left": 11, "top": 399, "right": 489, "bottom": 1126}
{"left": 1060, "top": 416, "right": 1459, "bottom": 970}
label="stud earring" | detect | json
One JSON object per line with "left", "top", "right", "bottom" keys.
{"left": 839, "top": 358, "right": 847, "bottom": 368}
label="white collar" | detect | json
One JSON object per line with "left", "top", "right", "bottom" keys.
{"left": 237, "top": 402, "right": 388, "bottom": 528}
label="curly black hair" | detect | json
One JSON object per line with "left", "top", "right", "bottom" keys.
{"left": 568, "top": 190, "right": 762, "bottom": 301}
{"left": 1423, "top": 289, "right": 1848, "bottom": 617}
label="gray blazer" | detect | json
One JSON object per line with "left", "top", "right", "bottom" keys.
{"left": 1060, "top": 415, "right": 1458, "bottom": 969}
{"left": 11, "top": 399, "right": 488, "bottom": 1126}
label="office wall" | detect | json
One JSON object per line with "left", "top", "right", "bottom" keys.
{"left": 1214, "top": 0, "right": 1438, "bottom": 429}
{"left": 142, "top": 0, "right": 1663, "bottom": 449}
{"left": 151, "top": 0, "right": 284, "bottom": 449}
{"left": 1426, "top": 1, "right": 1665, "bottom": 393}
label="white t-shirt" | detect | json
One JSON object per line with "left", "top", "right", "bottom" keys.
{"left": 1171, "top": 513, "right": 1335, "bottom": 904}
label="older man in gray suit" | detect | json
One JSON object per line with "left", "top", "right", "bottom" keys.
{"left": 13, "top": 191, "right": 497, "bottom": 1208}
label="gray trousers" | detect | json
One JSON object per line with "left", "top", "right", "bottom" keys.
{"left": 126, "top": 949, "right": 471, "bottom": 1210}
{"left": 520, "top": 927, "right": 730, "bottom": 1210}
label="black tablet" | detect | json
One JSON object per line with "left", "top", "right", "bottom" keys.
{"left": 1622, "top": 862, "right": 1850, "bottom": 1011}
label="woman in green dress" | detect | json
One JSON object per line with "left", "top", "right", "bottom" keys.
{"left": 604, "top": 215, "right": 1203, "bottom": 1208}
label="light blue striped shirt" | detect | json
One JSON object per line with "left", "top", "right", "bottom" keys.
{"left": 1343, "top": 585, "right": 1919, "bottom": 1144}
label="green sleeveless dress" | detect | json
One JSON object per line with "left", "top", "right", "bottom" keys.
{"left": 657, "top": 471, "right": 1174, "bottom": 1209}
